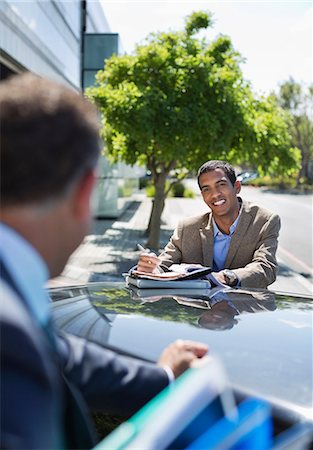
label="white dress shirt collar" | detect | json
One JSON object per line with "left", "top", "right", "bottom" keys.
{"left": 0, "top": 223, "right": 50, "bottom": 326}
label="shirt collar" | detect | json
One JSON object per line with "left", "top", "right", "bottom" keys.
{"left": 212, "top": 204, "right": 242, "bottom": 237}
{"left": 0, "top": 223, "right": 50, "bottom": 326}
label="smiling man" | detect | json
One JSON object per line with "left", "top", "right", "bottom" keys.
{"left": 137, "top": 160, "right": 280, "bottom": 288}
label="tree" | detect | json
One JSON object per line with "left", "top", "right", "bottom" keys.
{"left": 88, "top": 11, "right": 300, "bottom": 250}
{"left": 275, "top": 78, "right": 313, "bottom": 185}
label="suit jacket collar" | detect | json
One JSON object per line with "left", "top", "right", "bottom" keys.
{"left": 224, "top": 200, "right": 253, "bottom": 267}
{"left": 199, "top": 198, "right": 252, "bottom": 269}
{"left": 199, "top": 213, "right": 214, "bottom": 267}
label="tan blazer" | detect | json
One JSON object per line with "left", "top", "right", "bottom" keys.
{"left": 159, "top": 199, "right": 281, "bottom": 288}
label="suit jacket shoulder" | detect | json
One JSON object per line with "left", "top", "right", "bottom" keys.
{"left": 174, "top": 212, "right": 210, "bottom": 231}
{"left": 241, "top": 199, "right": 279, "bottom": 222}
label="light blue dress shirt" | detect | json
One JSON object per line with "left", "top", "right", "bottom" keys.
{"left": 212, "top": 208, "right": 242, "bottom": 271}
{"left": 0, "top": 223, "right": 50, "bottom": 327}
{"left": 0, "top": 223, "right": 66, "bottom": 448}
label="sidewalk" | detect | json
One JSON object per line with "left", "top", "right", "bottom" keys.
{"left": 48, "top": 194, "right": 173, "bottom": 286}
{"left": 48, "top": 194, "right": 313, "bottom": 296}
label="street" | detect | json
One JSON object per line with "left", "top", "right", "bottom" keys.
{"left": 239, "top": 186, "right": 313, "bottom": 278}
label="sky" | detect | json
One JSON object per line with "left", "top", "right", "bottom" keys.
{"left": 100, "top": 1, "right": 312, "bottom": 95}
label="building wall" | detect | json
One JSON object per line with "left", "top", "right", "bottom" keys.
{"left": 1, "top": 1, "right": 78, "bottom": 88}
{"left": 85, "top": 0, "right": 110, "bottom": 33}
{"left": 0, "top": 0, "right": 110, "bottom": 89}
{"left": 0, "top": 0, "right": 140, "bottom": 219}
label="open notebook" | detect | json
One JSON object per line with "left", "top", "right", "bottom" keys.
{"left": 126, "top": 265, "right": 226, "bottom": 289}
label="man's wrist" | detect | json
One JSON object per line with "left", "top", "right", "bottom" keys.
{"left": 223, "top": 269, "right": 239, "bottom": 287}
{"left": 162, "top": 365, "right": 175, "bottom": 383}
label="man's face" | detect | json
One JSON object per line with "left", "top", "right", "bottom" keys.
{"left": 198, "top": 302, "right": 238, "bottom": 330}
{"left": 51, "top": 170, "right": 96, "bottom": 278}
{"left": 199, "top": 168, "right": 241, "bottom": 220}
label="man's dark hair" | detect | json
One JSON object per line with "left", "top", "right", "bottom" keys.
{"left": 197, "top": 160, "right": 237, "bottom": 189}
{"left": 198, "top": 311, "right": 238, "bottom": 331}
{"left": 0, "top": 73, "right": 100, "bottom": 206}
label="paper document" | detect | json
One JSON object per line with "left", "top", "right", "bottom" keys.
{"left": 130, "top": 266, "right": 212, "bottom": 281}
{"left": 125, "top": 264, "right": 227, "bottom": 289}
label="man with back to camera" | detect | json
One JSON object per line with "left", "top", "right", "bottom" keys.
{"left": 0, "top": 73, "right": 208, "bottom": 449}
{"left": 138, "top": 160, "right": 280, "bottom": 288}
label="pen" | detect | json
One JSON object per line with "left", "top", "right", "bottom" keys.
{"left": 137, "top": 243, "right": 149, "bottom": 252}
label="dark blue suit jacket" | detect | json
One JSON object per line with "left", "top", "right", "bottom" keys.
{"left": 1, "top": 265, "right": 168, "bottom": 449}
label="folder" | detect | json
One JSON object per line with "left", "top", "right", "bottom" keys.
{"left": 129, "top": 286, "right": 212, "bottom": 300}
{"left": 95, "top": 358, "right": 236, "bottom": 450}
{"left": 126, "top": 275, "right": 212, "bottom": 289}
{"left": 186, "top": 398, "right": 273, "bottom": 450}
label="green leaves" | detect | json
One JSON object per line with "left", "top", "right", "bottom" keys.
{"left": 87, "top": 10, "right": 300, "bottom": 247}
{"left": 88, "top": 10, "right": 297, "bottom": 180}
{"left": 185, "top": 10, "right": 213, "bottom": 36}
{"left": 275, "top": 79, "right": 313, "bottom": 182}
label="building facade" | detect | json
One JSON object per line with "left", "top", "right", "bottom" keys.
{"left": 0, "top": 0, "right": 141, "bottom": 218}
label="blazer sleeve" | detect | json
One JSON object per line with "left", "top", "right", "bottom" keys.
{"left": 158, "top": 221, "right": 184, "bottom": 270}
{"left": 234, "top": 213, "right": 281, "bottom": 288}
{"left": 57, "top": 332, "right": 169, "bottom": 416}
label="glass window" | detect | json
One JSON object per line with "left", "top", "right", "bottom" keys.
{"left": 83, "top": 70, "right": 99, "bottom": 89}
{"left": 83, "top": 34, "right": 119, "bottom": 69}
{"left": 7, "top": 1, "right": 80, "bottom": 85}
{"left": 55, "top": 0, "right": 80, "bottom": 38}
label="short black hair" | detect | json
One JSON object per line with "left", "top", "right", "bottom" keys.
{"left": 0, "top": 73, "right": 100, "bottom": 206}
{"left": 197, "top": 160, "right": 237, "bottom": 189}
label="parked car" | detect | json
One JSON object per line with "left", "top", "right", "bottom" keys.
{"left": 237, "top": 171, "right": 258, "bottom": 184}
{"left": 49, "top": 283, "right": 313, "bottom": 444}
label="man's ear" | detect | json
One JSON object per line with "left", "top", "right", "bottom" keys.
{"left": 234, "top": 180, "right": 241, "bottom": 195}
{"left": 72, "top": 170, "right": 97, "bottom": 219}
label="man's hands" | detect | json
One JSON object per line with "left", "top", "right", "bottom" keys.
{"left": 157, "top": 340, "right": 209, "bottom": 379}
{"left": 212, "top": 270, "right": 239, "bottom": 287}
{"left": 212, "top": 271, "right": 228, "bottom": 285}
{"left": 137, "top": 251, "right": 161, "bottom": 273}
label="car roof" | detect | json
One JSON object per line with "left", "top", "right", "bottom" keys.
{"left": 50, "top": 282, "right": 313, "bottom": 422}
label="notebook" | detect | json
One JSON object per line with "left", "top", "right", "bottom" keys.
{"left": 126, "top": 276, "right": 212, "bottom": 289}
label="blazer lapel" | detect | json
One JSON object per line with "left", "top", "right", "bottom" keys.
{"left": 199, "top": 214, "right": 214, "bottom": 267}
{"left": 224, "top": 203, "right": 252, "bottom": 268}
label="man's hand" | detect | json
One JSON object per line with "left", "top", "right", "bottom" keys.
{"left": 137, "top": 252, "right": 161, "bottom": 273}
{"left": 213, "top": 270, "right": 239, "bottom": 287}
{"left": 157, "top": 340, "right": 209, "bottom": 379}
{"left": 212, "top": 271, "right": 228, "bottom": 285}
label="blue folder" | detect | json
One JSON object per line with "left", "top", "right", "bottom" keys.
{"left": 186, "top": 398, "right": 272, "bottom": 450}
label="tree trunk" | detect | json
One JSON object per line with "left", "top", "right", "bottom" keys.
{"left": 146, "top": 174, "right": 167, "bottom": 250}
